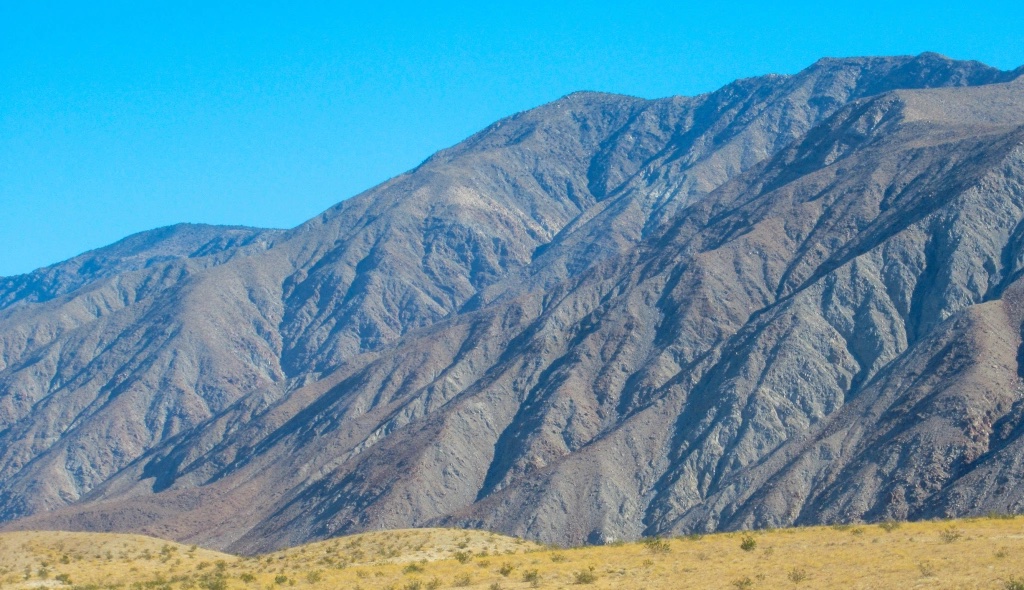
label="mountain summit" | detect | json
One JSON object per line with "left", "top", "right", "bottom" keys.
{"left": 3, "top": 54, "right": 1024, "bottom": 552}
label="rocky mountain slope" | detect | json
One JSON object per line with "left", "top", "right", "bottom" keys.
{"left": 2, "top": 53, "right": 1024, "bottom": 552}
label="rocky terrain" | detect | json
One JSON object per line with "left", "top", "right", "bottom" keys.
{"left": 3, "top": 52, "right": 1024, "bottom": 553}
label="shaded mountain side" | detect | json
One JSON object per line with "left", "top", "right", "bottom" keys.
{"left": 2, "top": 54, "right": 1024, "bottom": 552}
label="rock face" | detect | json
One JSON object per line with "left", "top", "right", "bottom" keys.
{"left": 3, "top": 53, "right": 1024, "bottom": 553}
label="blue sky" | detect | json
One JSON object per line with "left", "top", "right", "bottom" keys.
{"left": 2, "top": 1, "right": 1023, "bottom": 276}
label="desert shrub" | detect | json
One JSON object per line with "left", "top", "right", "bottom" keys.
{"left": 476, "top": 560, "right": 490, "bottom": 568}
{"left": 198, "top": 577, "right": 226, "bottom": 590}
{"left": 878, "top": 519, "right": 901, "bottom": 532}
{"left": 731, "top": 577, "right": 753, "bottom": 590}
{"left": 453, "top": 552, "right": 471, "bottom": 564}
{"left": 239, "top": 573, "right": 255, "bottom": 583}
{"left": 549, "top": 553, "right": 566, "bottom": 563}
{"left": 642, "top": 537, "right": 671, "bottom": 554}
{"left": 521, "top": 569, "right": 540, "bottom": 587}
{"left": 573, "top": 567, "right": 597, "bottom": 584}
{"left": 488, "top": 583, "right": 502, "bottom": 590}
{"left": 1005, "top": 578, "right": 1024, "bottom": 590}
{"left": 740, "top": 535, "right": 757, "bottom": 552}
{"left": 452, "top": 574, "right": 472, "bottom": 587}
{"left": 788, "top": 568, "right": 808, "bottom": 584}
{"left": 274, "top": 575, "right": 289, "bottom": 585}
{"left": 918, "top": 562, "right": 935, "bottom": 577}
{"left": 403, "top": 581, "right": 422, "bottom": 590}
{"left": 402, "top": 564, "right": 423, "bottom": 574}
{"left": 939, "top": 527, "right": 963, "bottom": 543}
{"left": 56, "top": 573, "right": 73, "bottom": 584}
{"left": 425, "top": 578, "right": 441, "bottom": 590}
{"left": 498, "top": 563, "right": 514, "bottom": 576}
{"left": 306, "top": 571, "right": 322, "bottom": 584}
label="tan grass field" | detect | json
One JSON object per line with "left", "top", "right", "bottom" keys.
{"left": 2, "top": 517, "right": 1024, "bottom": 590}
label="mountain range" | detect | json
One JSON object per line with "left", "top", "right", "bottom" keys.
{"left": 3, "top": 52, "right": 1024, "bottom": 553}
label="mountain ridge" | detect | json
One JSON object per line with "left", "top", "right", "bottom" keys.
{"left": 3, "top": 53, "right": 1024, "bottom": 553}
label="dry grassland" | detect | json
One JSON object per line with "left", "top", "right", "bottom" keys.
{"left": 2, "top": 517, "right": 1024, "bottom": 589}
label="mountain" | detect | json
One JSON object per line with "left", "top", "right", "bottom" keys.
{"left": 2, "top": 53, "right": 1024, "bottom": 553}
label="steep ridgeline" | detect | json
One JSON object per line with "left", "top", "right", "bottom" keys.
{"left": 3, "top": 53, "right": 1024, "bottom": 552}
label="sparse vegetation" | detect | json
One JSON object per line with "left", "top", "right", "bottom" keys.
{"left": 788, "top": 567, "right": 808, "bottom": 584}
{"left": 572, "top": 566, "right": 597, "bottom": 584}
{"left": 878, "top": 519, "right": 901, "bottom": 532}
{"left": 2, "top": 518, "right": 1023, "bottom": 590}
{"left": 939, "top": 526, "right": 963, "bottom": 543}
{"left": 740, "top": 535, "right": 757, "bottom": 552}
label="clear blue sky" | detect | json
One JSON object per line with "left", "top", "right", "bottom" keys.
{"left": 2, "top": 1, "right": 1023, "bottom": 276}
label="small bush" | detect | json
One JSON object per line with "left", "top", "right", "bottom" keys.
{"left": 56, "top": 573, "right": 73, "bottom": 585}
{"left": 573, "top": 566, "right": 597, "bottom": 585}
{"left": 939, "top": 526, "right": 963, "bottom": 543}
{"left": 788, "top": 568, "right": 808, "bottom": 584}
{"left": 306, "top": 571, "right": 322, "bottom": 584}
{"left": 402, "top": 564, "right": 423, "bottom": 575}
{"left": 740, "top": 535, "right": 757, "bottom": 552}
{"left": 642, "top": 537, "right": 671, "bottom": 554}
{"left": 732, "top": 577, "right": 753, "bottom": 590}
{"left": 1005, "top": 578, "right": 1024, "bottom": 590}
{"left": 453, "top": 552, "right": 471, "bottom": 564}
{"left": 488, "top": 583, "right": 502, "bottom": 590}
{"left": 878, "top": 519, "right": 901, "bottom": 532}
{"left": 521, "top": 569, "right": 540, "bottom": 587}
{"left": 274, "top": 575, "right": 289, "bottom": 585}
{"left": 239, "top": 573, "right": 255, "bottom": 583}
{"left": 452, "top": 574, "right": 472, "bottom": 587}
{"left": 425, "top": 578, "right": 441, "bottom": 590}
{"left": 498, "top": 563, "right": 515, "bottom": 576}
{"left": 403, "top": 581, "right": 422, "bottom": 590}
{"left": 549, "top": 553, "right": 566, "bottom": 563}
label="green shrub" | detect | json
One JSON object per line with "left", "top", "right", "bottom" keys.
{"left": 878, "top": 519, "right": 901, "bottom": 532}
{"left": 788, "top": 568, "right": 808, "bottom": 584}
{"left": 497, "top": 563, "right": 514, "bottom": 576}
{"left": 453, "top": 552, "right": 471, "bottom": 564}
{"left": 740, "top": 535, "right": 757, "bottom": 552}
{"left": 274, "top": 575, "right": 289, "bottom": 585}
{"left": 939, "top": 527, "right": 963, "bottom": 543}
{"left": 452, "top": 574, "right": 472, "bottom": 587}
{"left": 732, "top": 577, "right": 753, "bottom": 590}
{"left": 573, "top": 567, "right": 597, "bottom": 585}
{"left": 1005, "top": 578, "right": 1024, "bottom": 590}
{"left": 402, "top": 564, "right": 423, "bottom": 574}
{"left": 306, "top": 570, "right": 322, "bottom": 584}
{"left": 642, "top": 537, "right": 671, "bottom": 554}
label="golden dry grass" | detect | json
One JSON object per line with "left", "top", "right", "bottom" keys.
{"left": 3, "top": 517, "right": 1024, "bottom": 590}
